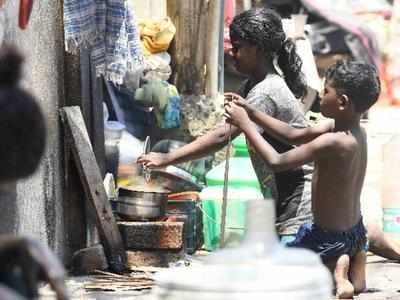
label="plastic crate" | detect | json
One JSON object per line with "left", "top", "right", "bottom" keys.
{"left": 167, "top": 199, "right": 203, "bottom": 254}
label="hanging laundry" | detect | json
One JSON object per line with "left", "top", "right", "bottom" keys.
{"left": 162, "top": 84, "right": 181, "bottom": 129}
{"left": 138, "top": 17, "right": 176, "bottom": 56}
{"left": 134, "top": 80, "right": 181, "bottom": 129}
{"left": 143, "top": 52, "right": 172, "bottom": 81}
{"left": 64, "top": 0, "right": 144, "bottom": 85}
{"left": 134, "top": 80, "right": 169, "bottom": 111}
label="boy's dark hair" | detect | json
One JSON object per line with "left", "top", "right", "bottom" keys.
{"left": 229, "top": 8, "right": 307, "bottom": 99}
{"left": 0, "top": 45, "right": 46, "bottom": 180}
{"left": 325, "top": 60, "right": 381, "bottom": 113}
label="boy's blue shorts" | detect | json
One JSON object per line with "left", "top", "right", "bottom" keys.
{"left": 286, "top": 218, "right": 367, "bottom": 262}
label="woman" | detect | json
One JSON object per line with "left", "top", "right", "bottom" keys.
{"left": 138, "top": 8, "right": 312, "bottom": 240}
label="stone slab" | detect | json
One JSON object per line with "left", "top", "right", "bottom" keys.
{"left": 70, "top": 244, "right": 109, "bottom": 275}
{"left": 118, "top": 221, "right": 184, "bottom": 250}
{"left": 126, "top": 250, "right": 183, "bottom": 268}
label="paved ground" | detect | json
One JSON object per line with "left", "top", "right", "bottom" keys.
{"left": 358, "top": 255, "right": 400, "bottom": 299}
{"left": 39, "top": 107, "right": 400, "bottom": 299}
{"left": 39, "top": 254, "right": 400, "bottom": 299}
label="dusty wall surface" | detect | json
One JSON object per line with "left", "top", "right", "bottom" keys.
{"left": 0, "top": 1, "right": 66, "bottom": 258}
{"left": 130, "top": 0, "right": 167, "bottom": 19}
{"left": 177, "top": 94, "right": 229, "bottom": 165}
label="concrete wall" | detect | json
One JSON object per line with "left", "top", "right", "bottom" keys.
{"left": 130, "top": 0, "right": 167, "bottom": 19}
{"left": 0, "top": 1, "right": 66, "bottom": 258}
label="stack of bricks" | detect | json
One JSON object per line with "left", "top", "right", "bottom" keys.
{"left": 118, "top": 220, "right": 185, "bottom": 267}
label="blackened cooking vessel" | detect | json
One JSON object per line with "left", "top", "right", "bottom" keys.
{"left": 116, "top": 188, "right": 168, "bottom": 221}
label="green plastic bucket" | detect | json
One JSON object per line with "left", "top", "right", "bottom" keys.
{"left": 205, "top": 157, "right": 261, "bottom": 191}
{"left": 232, "top": 134, "right": 249, "bottom": 157}
{"left": 200, "top": 186, "right": 264, "bottom": 251}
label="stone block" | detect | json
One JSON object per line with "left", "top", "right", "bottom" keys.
{"left": 118, "top": 221, "right": 184, "bottom": 250}
{"left": 70, "top": 244, "right": 109, "bottom": 275}
{"left": 126, "top": 250, "right": 183, "bottom": 268}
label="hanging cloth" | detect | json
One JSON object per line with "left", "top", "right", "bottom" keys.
{"left": 138, "top": 17, "right": 176, "bottom": 56}
{"left": 64, "top": 0, "right": 144, "bottom": 85}
{"left": 134, "top": 80, "right": 181, "bottom": 129}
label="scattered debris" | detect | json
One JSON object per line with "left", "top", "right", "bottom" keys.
{"left": 83, "top": 270, "right": 155, "bottom": 292}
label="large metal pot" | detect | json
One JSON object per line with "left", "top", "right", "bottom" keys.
{"left": 116, "top": 188, "right": 168, "bottom": 221}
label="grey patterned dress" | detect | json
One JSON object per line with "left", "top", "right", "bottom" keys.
{"left": 239, "top": 73, "right": 313, "bottom": 235}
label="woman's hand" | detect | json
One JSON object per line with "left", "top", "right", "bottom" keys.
{"left": 224, "top": 92, "right": 256, "bottom": 115}
{"left": 224, "top": 92, "right": 244, "bottom": 107}
{"left": 224, "top": 101, "right": 252, "bottom": 129}
{"left": 137, "top": 152, "right": 171, "bottom": 169}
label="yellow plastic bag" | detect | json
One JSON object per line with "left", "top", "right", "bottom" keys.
{"left": 138, "top": 17, "right": 176, "bottom": 56}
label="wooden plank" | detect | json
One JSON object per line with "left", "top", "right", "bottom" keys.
{"left": 79, "top": 49, "right": 93, "bottom": 135}
{"left": 63, "top": 52, "right": 90, "bottom": 261}
{"left": 79, "top": 49, "right": 99, "bottom": 247}
{"left": 61, "top": 106, "right": 127, "bottom": 273}
{"left": 62, "top": 153, "right": 88, "bottom": 262}
{"left": 90, "top": 62, "right": 106, "bottom": 177}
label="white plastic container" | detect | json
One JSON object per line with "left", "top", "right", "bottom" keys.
{"left": 153, "top": 200, "right": 332, "bottom": 300}
{"left": 104, "top": 121, "right": 126, "bottom": 140}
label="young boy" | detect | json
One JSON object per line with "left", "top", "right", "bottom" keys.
{"left": 224, "top": 60, "right": 380, "bottom": 299}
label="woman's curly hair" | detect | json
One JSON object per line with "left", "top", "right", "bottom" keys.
{"left": 230, "top": 8, "right": 307, "bottom": 99}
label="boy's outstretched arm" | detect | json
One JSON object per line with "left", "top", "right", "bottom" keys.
{"left": 224, "top": 93, "right": 333, "bottom": 145}
{"left": 225, "top": 102, "right": 338, "bottom": 172}
{"left": 138, "top": 123, "right": 241, "bottom": 168}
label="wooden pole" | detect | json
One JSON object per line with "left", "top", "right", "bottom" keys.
{"left": 205, "top": 0, "right": 223, "bottom": 98}
{"left": 167, "top": 0, "right": 208, "bottom": 95}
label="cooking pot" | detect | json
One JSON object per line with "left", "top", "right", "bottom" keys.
{"left": 116, "top": 187, "right": 168, "bottom": 221}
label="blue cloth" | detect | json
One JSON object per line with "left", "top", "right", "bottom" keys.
{"left": 64, "top": 0, "right": 144, "bottom": 84}
{"left": 163, "top": 95, "right": 180, "bottom": 129}
{"left": 280, "top": 234, "right": 297, "bottom": 246}
{"left": 112, "top": 84, "right": 151, "bottom": 140}
{"left": 162, "top": 86, "right": 181, "bottom": 129}
{"left": 287, "top": 218, "right": 367, "bottom": 262}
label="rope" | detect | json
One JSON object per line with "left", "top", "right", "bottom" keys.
{"left": 219, "top": 123, "right": 232, "bottom": 248}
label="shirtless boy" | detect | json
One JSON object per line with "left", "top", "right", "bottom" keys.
{"left": 224, "top": 60, "right": 380, "bottom": 299}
